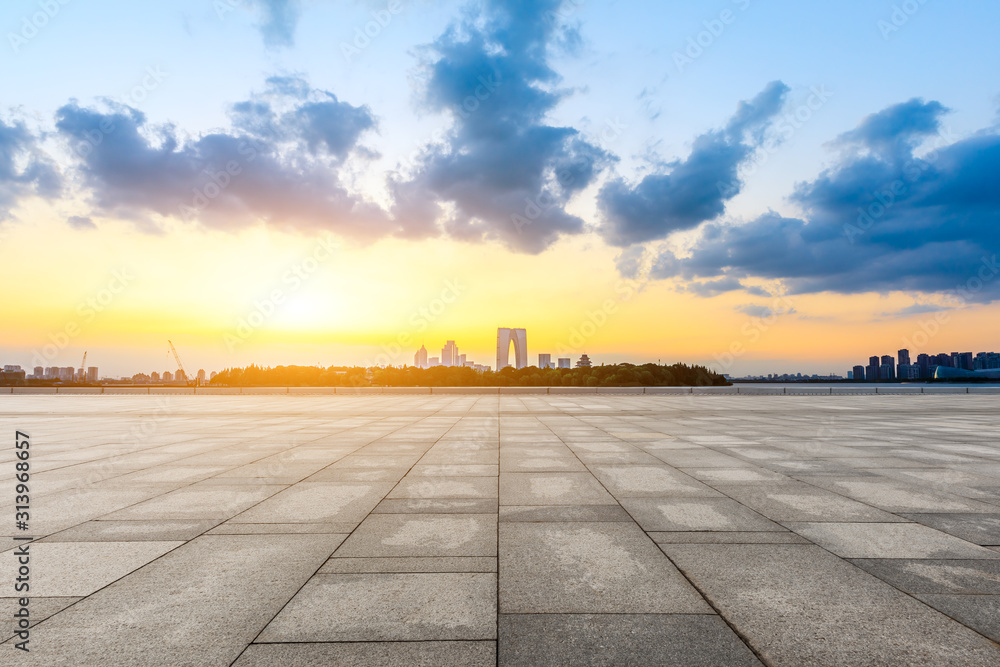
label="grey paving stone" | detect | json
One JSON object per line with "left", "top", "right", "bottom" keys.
{"left": 374, "top": 498, "right": 498, "bottom": 514}
{"left": 499, "top": 614, "right": 761, "bottom": 666}
{"left": 500, "top": 454, "right": 587, "bottom": 472}
{"left": 1, "top": 541, "right": 182, "bottom": 596}
{"left": 916, "top": 595, "right": 1000, "bottom": 643}
{"left": 1, "top": 597, "right": 81, "bottom": 642}
{"left": 3, "top": 535, "right": 344, "bottom": 666}
{"left": 229, "top": 482, "right": 393, "bottom": 524}
{"left": 257, "top": 573, "right": 496, "bottom": 641}
{"left": 334, "top": 513, "right": 497, "bottom": 557}
{"left": 650, "top": 531, "right": 809, "bottom": 544}
{"left": 682, "top": 467, "right": 790, "bottom": 483}
{"left": 499, "top": 522, "right": 711, "bottom": 614}
{"left": 804, "top": 477, "right": 1000, "bottom": 513}
{"left": 499, "top": 505, "right": 632, "bottom": 522}
{"left": 620, "top": 497, "right": 784, "bottom": 532}
{"left": 41, "top": 519, "right": 218, "bottom": 542}
{"left": 408, "top": 464, "right": 498, "bottom": 476}
{"left": 500, "top": 473, "right": 616, "bottom": 505}
{"left": 101, "top": 484, "right": 285, "bottom": 521}
{"left": 665, "top": 544, "right": 1000, "bottom": 666}
{"left": 850, "top": 559, "right": 1000, "bottom": 594}
{"left": 902, "top": 513, "right": 1000, "bottom": 545}
{"left": 388, "top": 476, "right": 497, "bottom": 499}
{"left": 589, "top": 465, "right": 722, "bottom": 498}
{"left": 788, "top": 522, "right": 1000, "bottom": 559}
{"left": 712, "top": 482, "right": 905, "bottom": 522}
{"left": 207, "top": 523, "right": 352, "bottom": 535}
{"left": 233, "top": 641, "right": 497, "bottom": 667}
{"left": 319, "top": 556, "right": 496, "bottom": 573}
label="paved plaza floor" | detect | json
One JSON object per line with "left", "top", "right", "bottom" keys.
{"left": 3, "top": 394, "right": 1000, "bottom": 665}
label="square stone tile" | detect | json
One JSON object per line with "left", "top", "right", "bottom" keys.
{"left": 388, "top": 476, "right": 497, "bottom": 499}
{"left": 499, "top": 522, "right": 710, "bottom": 614}
{"left": 233, "top": 642, "right": 496, "bottom": 666}
{"left": 788, "top": 522, "right": 1000, "bottom": 559}
{"left": 901, "top": 513, "right": 1000, "bottom": 545}
{"left": 499, "top": 505, "right": 632, "bottom": 522}
{"left": 499, "top": 614, "right": 761, "bottom": 666}
{"left": 334, "top": 514, "right": 496, "bottom": 557}
{"left": 916, "top": 595, "right": 1000, "bottom": 643}
{"left": 256, "top": 573, "right": 496, "bottom": 641}
{"left": 620, "top": 498, "right": 784, "bottom": 532}
{"left": 499, "top": 473, "right": 615, "bottom": 506}
{"left": 713, "top": 482, "right": 904, "bottom": 522}
{"left": 41, "top": 520, "right": 217, "bottom": 542}
{"left": 229, "top": 482, "right": 393, "bottom": 524}
{"left": 665, "top": 544, "right": 1000, "bottom": 666}
{"left": 1, "top": 541, "right": 182, "bottom": 596}
{"left": 374, "top": 498, "right": 498, "bottom": 514}
{"left": 589, "top": 465, "right": 722, "bottom": 498}
{"left": 319, "top": 556, "right": 496, "bottom": 573}
{"left": 850, "top": 559, "right": 1000, "bottom": 594}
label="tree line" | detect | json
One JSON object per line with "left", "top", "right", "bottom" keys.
{"left": 210, "top": 363, "right": 729, "bottom": 387}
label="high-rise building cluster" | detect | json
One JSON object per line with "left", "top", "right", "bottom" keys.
{"left": 410, "top": 328, "right": 590, "bottom": 373}
{"left": 0, "top": 365, "right": 102, "bottom": 383}
{"left": 851, "top": 349, "right": 1000, "bottom": 381}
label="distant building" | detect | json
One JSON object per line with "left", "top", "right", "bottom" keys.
{"left": 210, "top": 371, "right": 217, "bottom": 380}
{"left": 496, "top": 328, "right": 527, "bottom": 370}
{"left": 974, "top": 352, "right": 1000, "bottom": 370}
{"left": 442, "top": 340, "right": 459, "bottom": 367}
{"left": 163, "top": 371, "right": 173, "bottom": 382}
{"left": 176, "top": 369, "right": 187, "bottom": 382}
{"left": 576, "top": 354, "right": 592, "bottom": 368}
{"left": 538, "top": 353, "right": 552, "bottom": 369}
{"left": 197, "top": 369, "right": 206, "bottom": 383}
{"left": 853, "top": 365, "right": 865, "bottom": 382}
{"left": 59, "top": 367, "right": 75, "bottom": 382}
{"left": 414, "top": 345, "right": 428, "bottom": 369}
{"left": 879, "top": 354, "right": 895, "bottom": 381}
{"left": 558, "top": 358, "right": 571, "bottom": 369}
{"left": 33, "top": 366, "right": 43, "bottom": 378}
{"left": 458, "top": 354, "right": 467, "bottom": 367}
{"left": 897, "top": 349, "right": 911, "bottom": 366}
{"left": 151, "top": 371, "right": 160, "bottom": 382}
{"left": 428, "top": 357, "right": 440, "bottom": 367}
{"left": 867, "top": 355, "right": 880, "bottom": 382}
{"left": 86, "top": 367, "right": 99, "bottom": 383}
{"left": 45, "top": 366, "right": 58, "bottom": 379}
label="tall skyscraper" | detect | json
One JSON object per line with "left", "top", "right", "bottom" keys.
{"left": 558, "top": 358, "right": 571, "bottom": 369}
{"left": 897, "top": 349, "right": 910, "bottom": 366}
{"left": 496, "top": 328, "right": 527, "bottom": 370}
{"left": 33, "top": 366, "right": 43, "bottom": 378}
{"left": 414, "top": 345, "right": 428, "bottom": 369}
{"left": 163, "top": 371, "right": 173, "bottom": 382}
{"left": 458, "top": 354, "right": 467, "bottom": 366}
{"left": 867, "top": 355, "right": 879, "bottom": 382}
{"left": 197, "top": 369, "right": 206, "bottom": 383}
{"left": 86, "top": 367, "right": 99, "bottom": 383}
{"left": 853, "top": 365, "right": 865, "bottom": 382}
{"left": 538, "top": 353, "right": 552, "bottom": 369}
{"left": 442, "top": 340, "right": 459, "bottom": 367}
{"left": 151, "top": 371, "right": 160, "bottom": 382}
{"left": 880, "top": 355, "right": 895, "bottom": 381}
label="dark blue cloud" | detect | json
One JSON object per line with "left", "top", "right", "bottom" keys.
{"left": 598, "top": 81, "right": 789, "bottom": 247}
{"left": 392, "top": 0, "right": 614, "bottom": 253}
{"left": 0, "top": 117, "right": 61, "bottom": 221}
{"left": 55, "top": 77, "right": 392, "bottom": 237}
{"left": 651, "top": 98, "right": 1000, "bottom": 302}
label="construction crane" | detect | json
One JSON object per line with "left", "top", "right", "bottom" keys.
{"left": 167, "top": 340, "right": 195, "bottom": 386}
{"left": 78, "top": 351, "right": 87, "bottom": 383}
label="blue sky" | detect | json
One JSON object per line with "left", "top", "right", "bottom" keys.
{"left": 2, "top": 0, "right": 999, "bottom": 376}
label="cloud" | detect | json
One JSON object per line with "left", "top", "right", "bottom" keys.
{"left": 686, "top": 276, "right": 745, "bottom": 297}
{"left": 597, "top": 81, "right": 789, "bottom": 247}
{"left": 649, "top": 97, "right": 1000, "bottom": 302}
{"left": 55, "top": 76, "right": 393, "bottom": 237}
{"left": 249, "top": 0, "right": 301, "bottom": 48}
{"left": 881, "top": 303, "right": 949, "bottom": 317}
{"left": 66, "top": 215, "right": 96, "bottom": 230}
{"left": 391, "top": 0, "right": 614, "bottom": 253}
{"left": 0, "top": 117, "right": 61, "bottom": 221}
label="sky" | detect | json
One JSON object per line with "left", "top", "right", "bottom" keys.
{"left": 1, "top": 0, "right": 999, "bottom": 378}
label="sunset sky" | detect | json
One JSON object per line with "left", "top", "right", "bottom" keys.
{"left": 2, "top": 0, "right": 999, "bottom": 377}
